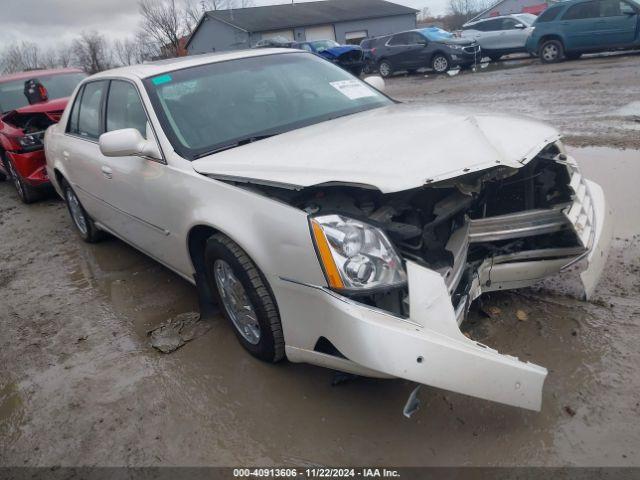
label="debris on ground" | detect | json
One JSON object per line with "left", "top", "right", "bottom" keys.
{"left": 564, "top": 406, "right": 577, "bottom": 417}
{"left": 516, "top": 310, "right": 528, "bottom": 321}
{"left": 147, "top": 312, "right": 213, "bottom": 353}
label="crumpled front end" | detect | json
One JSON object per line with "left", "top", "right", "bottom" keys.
{"left": 275, "top": 140, "right": 611, "bottom": 411}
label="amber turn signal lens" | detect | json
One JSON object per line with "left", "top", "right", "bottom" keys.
{"left": 311, "top": 220, "right": 345, "bottom": 289}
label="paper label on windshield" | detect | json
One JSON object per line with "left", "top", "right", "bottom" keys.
{"left": 330, "top": 80, "right": 376, "bottom": 100}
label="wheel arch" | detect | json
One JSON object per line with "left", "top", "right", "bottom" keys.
{"left": 538, "top": 34, "right": 565, "bottom": 50}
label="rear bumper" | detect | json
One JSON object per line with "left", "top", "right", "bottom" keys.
{"left": 6, "top": 149, "right": 49, "bottom": 187}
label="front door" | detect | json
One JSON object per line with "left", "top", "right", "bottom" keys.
{"left": 560, "top": 0, "right": 603, "bottom": 50}
{"left": 96, "top": 79, "right": 180, "bottom": 267}
{"left": 597, "top": 0, "right": 639, "bottom": 45}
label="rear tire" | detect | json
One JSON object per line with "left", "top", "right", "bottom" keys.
{"left": 539, "top": 39, "right": 564, "bottom": 63}
{"left": 3, "top": 154, "right": 41, "bottom": 204}
{"left": 431, "top": 53, "right": 451, "bottom": 73}
{"left": 378, "top": 59, "right": 393, "bottom": 78}
{"left": 205, "top": 233, "right": 285, "bottom": 363}
{"left": 62, "top": 180, "right": 104, "bottom": 243}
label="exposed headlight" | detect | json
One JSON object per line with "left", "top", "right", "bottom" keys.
{"left": 310, "top": 214, "right": 407, "bottom": 291}
{"left": 18, "top": 133, "right": 43, "bottom": 150}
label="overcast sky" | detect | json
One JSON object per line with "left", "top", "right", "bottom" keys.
{"left": 0, "top": 0, "right": 449, "bottom": 49}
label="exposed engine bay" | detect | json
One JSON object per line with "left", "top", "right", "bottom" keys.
{"left": 231, "top": 142, "right": 589, "bottom": 321}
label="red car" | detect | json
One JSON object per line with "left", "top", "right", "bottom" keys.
{"left": 0, "top": 68, "right": 86, "bottom": 203}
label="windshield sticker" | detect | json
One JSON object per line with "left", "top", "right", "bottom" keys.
{"left": 152, "top": 74, "right": 173, "bottom": 86}
{"left": 329, "top": 80, "right": 376, "bottom": 100}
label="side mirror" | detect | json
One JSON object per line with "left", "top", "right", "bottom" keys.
{"left": 99, "top": 128, "right": 161, "bottom": 160}
{"left": 364, "top": 76, "right": 386, "bottom": 92}
{"left": 514, "top": 23, "right": 526, "bottom": 29}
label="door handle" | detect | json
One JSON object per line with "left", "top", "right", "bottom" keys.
{"left": 101, "top": 165, "right": 113, "bottom": 179}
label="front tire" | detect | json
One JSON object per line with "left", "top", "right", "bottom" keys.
{"left": 205, "top": 233, "right": 285, "bottom": 363}
{"left": 431, "top": 53, "right": 450, "bottom": 73}
{"left": 378, "top": 59, "right": 393, "bottom": 78}
{"left": 539, "top": 39, "right": 564, "bottom": 63}
{"left": 62, "top": 181, "right": 104, "bottom": 243}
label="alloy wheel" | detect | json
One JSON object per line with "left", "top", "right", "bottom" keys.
{"left": 66, "top": 188, "right": 88, "bottom": 236}
{"left": 6, "top": 160, "right": 25, "bottom": 200}
{"left": 379, "top": 62, "right": 391, "bottom": 77}
{"left": 214, "top": 259, "right": 261, "bottom": 345}
{"left": 433, "top": 56, "right": 449, "bottom": 73}
{"left": 542, "top": 44, "right": 559, "bottom": 62}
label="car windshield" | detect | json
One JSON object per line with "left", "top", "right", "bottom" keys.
{"left": 309, "top": 40, "right": 340, "bottom": 52}
{"left": 0, "top": 72, "right": 86, "bottom": 113}
{"left": 513, "top": 13, "right": 537, "bottom": 25}
{"left": 144, "top": 52, "right": 392, "bottom": 160}
{"left": 419, "top": 27, "right": 454, "bottom": 41}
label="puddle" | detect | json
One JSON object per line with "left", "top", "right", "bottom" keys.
{"left": 0, "top": 382, "right": 24, "bottom": 444}
{"left": 612, "top": 101, "right": 640, "bottom": 117}
{"left": 569, "top": 146, "right": 640, "bottom": 237}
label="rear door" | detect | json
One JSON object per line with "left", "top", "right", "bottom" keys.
{"left": 384, "top": 33, "right": 413, "bottom": 68}
{"left": 467, "top": 19, "right": 504, "bottom": 50}
{"left": 560, "top": 1, "right": 602, "bottom": 50}
{"left": 597, "top": 0, "right": 639, "bottom": 46}
{"left": 63, "top": 80, "right": 115, "bottom": 226}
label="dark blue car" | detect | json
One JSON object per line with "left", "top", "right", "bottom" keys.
{"left": 294, "top": 40, "right": 364, "bottom": 76}
{"left": 526, "top": 0, "right": 640, "bottom": 62}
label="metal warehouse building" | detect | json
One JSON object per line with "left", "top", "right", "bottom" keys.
{"left": 186, "top": 0, "right": 418, "bottom": 54}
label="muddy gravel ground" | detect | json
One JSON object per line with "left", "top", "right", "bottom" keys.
{"left": 385, "top": 51, "right": 640, "bottom": 150}
{"left": 1, "top": 55, "right": 640, "bottom": 468}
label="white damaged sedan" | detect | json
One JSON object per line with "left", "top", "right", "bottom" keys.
{"left": 45, "top": 49, "right": 612, "bottom": 413}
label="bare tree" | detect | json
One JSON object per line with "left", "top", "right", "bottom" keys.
{"left": 57, "top": 43, "right": 73, "bottom": 68}
{"left": 417, "top": 7, "right": 432, "bottom": 22}
{"left": 0, "top": 42, "right": 43, "bottom": 73}
{"left": 139, "top": 0, "right": 185, "bottom": 58}
{"left": 447, "top": 0, "right": 490, "bottom": 28}
{"left": 114, "top": 38, "right": 137, "bottom": 66}
{"left": 72, "top": 31, "right": 112, "bottom": 74}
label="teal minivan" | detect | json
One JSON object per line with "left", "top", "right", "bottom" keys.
{"left": 526, "top": 0, "right": 640, "bottom": 62}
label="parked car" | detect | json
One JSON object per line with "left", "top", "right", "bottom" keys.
{"left": 293, "top": 40, "right": 364, "bottom": 76}
{"left": 257, "top": 38, "right": 364, "bottom": 75}
{"left": 526, "top": 0, "right": 640, "bottom": 62}
{"left": 368, "top": 27, "right": 481, "bottom": 77}
{"left": 0, "top": 68, "right": 86, "bottom": 203}
{"left": 45, "top": 49, "right": 611, "bottom": 413}
{"left": 461, "top": 13, "right": 537, "bottom": 60}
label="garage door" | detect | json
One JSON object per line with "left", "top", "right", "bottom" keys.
{"left": 261, "top": 30, "right": 294, "bottom": 41}
{"left": 305, "top": 25, "right": 336, "bottom": 41}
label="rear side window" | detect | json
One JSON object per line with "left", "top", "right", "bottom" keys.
{"left": 77, "top": 81, "right": 108, "bottom": 140}
{"left": 106, "top": 80, "right": 148, "bottom": 138}
{"left": 67, "top": 85, "right": 84, "bottom": 135}
{"left": 537, "top": 5, "right": 563, "bottom": 22}
{"left": 388, "top": 33, "right": 410, "bottom": 46}
{"left": 562, "top": 1, "right": 600, "bottom": 19}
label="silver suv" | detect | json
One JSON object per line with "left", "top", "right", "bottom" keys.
{"left": 461, "top": 13, "right": 537, "bottom": 60}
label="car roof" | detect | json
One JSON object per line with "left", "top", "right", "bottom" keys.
{"left": 463, "top": 14, "right": 520, "bottom": 27}
{"left": 0, "top": 68, "right": 84, "bottom": 84}
{"left": 89, "top": 48, "right": 297, "bottom": 81}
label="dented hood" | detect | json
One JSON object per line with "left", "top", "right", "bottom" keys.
{"left": 192, "top": 104, "right": 560, "bottom": 193}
